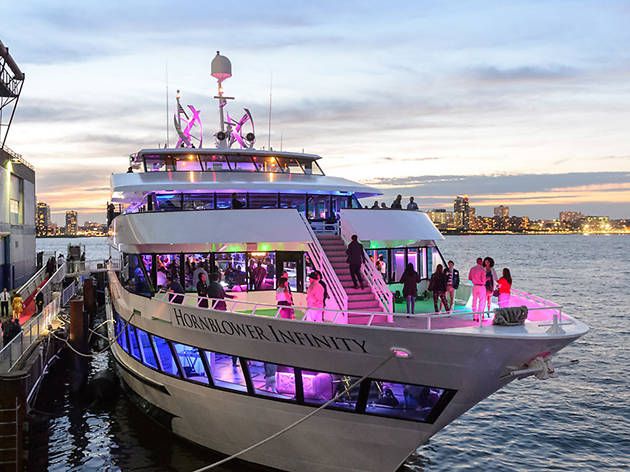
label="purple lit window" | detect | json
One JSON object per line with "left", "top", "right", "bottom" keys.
{"left": 247, "top": 360, "right": 296, "bottom": 400}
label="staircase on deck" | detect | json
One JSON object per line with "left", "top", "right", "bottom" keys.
{"left": 316, "top": 234, "right": 383, "bottom": 314}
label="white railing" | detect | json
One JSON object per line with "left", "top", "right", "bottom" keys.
{"left": 152, "top": 289, "right": 569, "bottom": 332}
{"left": 0, "top": 295, "right": 61, "bottom": 373}
{"left": 66, "top": 258, "right": 118, "bottom": 275}
{"left": 340, "top": 222, "right": 393, "bottom": 313}
{"left": 299, "top": 213, "right": 348, "bottom": 312}
{"left": 15, "top": 265, "right": 47, "bottom": 299}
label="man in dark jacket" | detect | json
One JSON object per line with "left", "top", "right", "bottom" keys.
{"left": 35, "top": 290, "right": 44, "bottom": 315}
{"left": 346, "top": 234, "right": 365, "bottom": 289}
{"left": 444, "top": 260, "right": 460, "bottom": 312}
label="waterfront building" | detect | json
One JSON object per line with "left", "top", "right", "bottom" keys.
{"left": 0, "top": 147, "right": 36, "bottom": 290}
{"left": 426, "top": 209, "right": 454, "bottom": 230}
{"left": 36, "top": 201, "right": 50, "bottom": 236}
{"left": 65, "top": 210, "right": 78, "bottom": 236}
{"left": 493, "top": 205, "right": 509, "bottom": 219}
{"left": 453, "top": 195, "right": 470, "bottom": 231}
{"left": 581, "top": 216, "right": 610, "bottom": 233}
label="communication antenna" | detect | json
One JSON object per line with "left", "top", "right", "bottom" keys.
{"left": 165, "top": 61, "right": 170, "bottom": 147}
{"left": 267, "top": 72, "right": 272, "bottom": 150}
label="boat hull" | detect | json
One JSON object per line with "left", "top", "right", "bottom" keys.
{"left": 106, "top": 278, "right": 587, "bottom": 471}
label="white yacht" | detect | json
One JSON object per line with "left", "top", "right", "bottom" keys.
{"left": 106, "top": 52, "right": 589, "bottom": 472}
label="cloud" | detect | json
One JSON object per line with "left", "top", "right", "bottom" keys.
{"left": 471, "top": 65, "right": 579, "bottom": 82}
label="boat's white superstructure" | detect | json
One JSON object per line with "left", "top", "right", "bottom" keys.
{"left": 106, "top": 52, "right": 588, "bottom": 472}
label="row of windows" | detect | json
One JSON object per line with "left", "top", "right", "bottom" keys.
{"left": 114, "top": 312, "right": 455, "bottom": 423}
{"left": 141, "top": 153, "right": 325, "bottom": 176}
{"left": 120, "top": 250, "right": 306, "bottom": 296}
{"left": 132, "top": 192, "right": 359, "bottom": 219}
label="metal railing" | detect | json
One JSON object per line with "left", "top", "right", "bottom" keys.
{"left": 340, "top": 221, "right": 394, "bottom": 314}
{"left": 15, "top": 265, "right": 47, "bottom": 299}
{"left": 299, "top": 213, "right": 348, "bottom": 312}
{"left": 66, "top": 259, "right": 119, "bottom": 275}
{"left": 150, "top": 288, "right": 570, "bottom": 332}
{"left": 0, "top": 295, "right": 61, "bottom": 373}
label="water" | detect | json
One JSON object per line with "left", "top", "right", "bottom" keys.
{"left": 31, "top": 235, "right": 630, "bottom": 471}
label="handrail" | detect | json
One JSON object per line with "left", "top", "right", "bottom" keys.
{"left": 152, "top": 288, "right": 569, "bottom": 332}
{"left": 15, "top": 265, "right": 47, "bottom": 298}
{"left": 340, "top": 220, "right": 393, "bottom": 314}
{"left": 299, "top": 213, "right": 348, "bottom": 312}
{"left": 0, "top": 295, "right": 62, "bottom": 373}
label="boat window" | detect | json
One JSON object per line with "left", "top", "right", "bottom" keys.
{"left": 365, "top": 381, "right": 452, "bottom": 422}
{"left": 407, "top": 248, "right": 420, "bottom": 275}
{"left": 248, "top": 252, "right": 275, "bottom": 291}
{"left": 351, "top": 195, "right": 362, "bottom": 209}
{"left": 127, "top": 325, "right": 142, "bottom": 361}
{"left": 155, "top": 194, "right": 183, "bottom": 211}
{"left": 204, "top": 351, "right": 247, "bottom": 392}
{"left": 144, "top": 156, "right": 166, "bottom": 172}
{"left": 227, "top": 155, "right": 257, "bottom": 172}
{"left": 249, "top": 194, "right": 279, "bottom": 209}
{"left": 151, "top": 335, "right": 180, "bottom": 376}
{"left": 136, "top": 328, "right": 158, "bottom": 369}
{"left": 184, "top": 254, "right": 213, "bottom": 292}
{"left": 331, "top": 195, "right": 350, "bottom": 215}
{"left": 126, "top": 254, "right": 153, "bottom": 296}
{"left": 279, "top": 194, "right": 306, "bottom": 213}
{"left": 255, "top": 156, "right": 281, "bottom": 173}
{"left": 312, "top": 161, "right": 325, "bottom": 176}
{"left": 115, "top": 313, "right": 129, "bottom": 353}
{"left": 246, "top": 360, "right": 297, "bottom": 401}
{"left": 201, "top": 154, "right": 230, "bottom": 172}
{"left": 216, "top": 192, "right": 246, "bottom": 209}
{"left": 175, "top": 154, "right": 202, "bottom": 171}
{"left": 276, "top": 157, "right": 304, "bottom": 174}
{"left": 301, "top": 370, "right": 361, "bottom": 411}
{"left": 172, "top": 342, "right": 209, "bottom": 384}
{"left": 183, "top": 193, "right": 214, "bottom": 210}
{"left": 392, "top": 248, "right": 406, "bottom": 282}
{"left": 156, "top": 254, "right": 181, "bottom": 291}
{"left": 307, "top": 194, "right": 330, "bottom": 220}
{"left": 216, "top": 253, "right": 247, "bottom": 292}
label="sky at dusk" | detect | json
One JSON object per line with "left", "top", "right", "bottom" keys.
{"left": 1, "top": 0, "right": 629, "bottom": 224}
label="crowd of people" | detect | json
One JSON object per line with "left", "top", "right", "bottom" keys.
{"left": 398, "top": 257, "right": 512, "bottom": 317}
{"left": 370, "top": 195, "right": 419, "bottom": 211}
{"left": 1, "top": 287, "right": 23, "bottom": 348}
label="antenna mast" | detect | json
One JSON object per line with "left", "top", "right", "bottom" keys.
{"left": 165, "top": 61, "right": 170, "bottom": 147}
{"left": 267, "top": 73, "right": 272, "bottom": 149}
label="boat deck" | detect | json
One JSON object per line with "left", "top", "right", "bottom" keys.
{"left": 154, "top": 285, "right": 577, "bottom": 336}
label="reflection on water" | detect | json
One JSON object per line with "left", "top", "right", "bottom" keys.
{"left": 32, "top": 235, "right": 630, "bottom": 471}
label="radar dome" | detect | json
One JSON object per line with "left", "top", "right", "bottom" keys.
{"left": 211, "top": 51, "right": 232, "bottom": 82}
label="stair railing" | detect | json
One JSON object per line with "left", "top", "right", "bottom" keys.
{"left": 340, "top": 222, "right": 393, "bottom": 315}
{"left": 299, "top": 213, "right": 348, "bottom": 312}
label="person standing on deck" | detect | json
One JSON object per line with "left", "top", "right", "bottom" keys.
{"left": 468, "top": 257, "right": 486, "bottom": 321}
{"left": 444, "top": 260, "right": 460, "bottom": 313}
{"left": 428, "top": 264, "right": 449, "bottom": 313}
{"left": 497, "top": 268, "right": 512, "bottom": 308}
{"left": 11, "top": 293, "right": 23, "bottom": 321}
{"left": 0, "top": 288, "right": 10, "bottom": 318}
{"left": 483, "top": 257, "right": 498, "bottom": 316}
{"left": 399, "top": 263, "right": 420, "bottom": 314}
{"left": 391, "top": 195, "right": 403, "bottom": 209}
{"left": 196, "top": 273, "right": 209, "bottom": 308}
{"left": 35, "top": 289, "right": 44, "bottom": 316}
{"left": 406, "top": 197, "right": 418, "bottom": 211}
{"left": 305, "top": 272, "right": 325, "bottom": 322}
{"left": 346, "top": 234, "right": 365, "bottom": 290}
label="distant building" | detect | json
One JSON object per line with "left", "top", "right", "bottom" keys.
{"left": 494, "top": 205, "right": 509, "bottom": 219}
{"left": 559, "top": 211, "right": 583, "bottom": 224}
{"left": 453, "top": 196, "right": 470, "bottom": 231}
{"left": 1, "top": 148, "right": 36, "bottom": 290}
{"left": 581, "top": 216, "right": 610, "bottom": 233}
{"left": 65, "top": 210, "right": 78, "bottom": 236}
{"left": 36, "top": 201, "right": 50, "bottom": 236}
{"left": 426, "top": 209, "right": 455, "bottom": 230}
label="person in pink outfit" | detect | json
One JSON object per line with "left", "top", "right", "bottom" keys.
{"left": 468, "top": 257, "right": 486, "bottom": 321}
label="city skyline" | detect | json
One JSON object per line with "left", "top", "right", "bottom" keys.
{"left": 2, "top": 1, "right": 630, "bottom": 222}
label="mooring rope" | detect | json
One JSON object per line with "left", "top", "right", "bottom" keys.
{"left": 192, "top": 352, "right": 396, "bottom": 472}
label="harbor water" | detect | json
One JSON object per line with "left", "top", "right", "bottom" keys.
{"left": 30, "top": 235, "right": 629, "bottom": 471}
